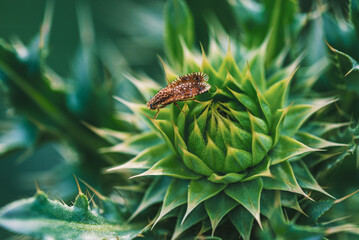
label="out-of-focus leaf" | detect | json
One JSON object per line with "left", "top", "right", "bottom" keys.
{"left": 353, "top": 0, "right": 359, "bottom": 38}
{"left": 107, "top": 143, "right": 170, "bottom": 171}
{"left": 315, "top": 144, "right": 356, "bottom": 179}
{"left": 327, "top": 0, "right": 351, "bottom": 20}
{"left": 0, "top": 192, "right": 143, "bottom": 240}
{"left": 304, "top": 200, "right": 335, "bottom": 222}
{"left": 164, "top": 0, "right": 194, "bottom": 67}
{"left": 101, "top": 132, "right": 162, "bottom": 155}
{"left": 0, "top": 119, "right": 37, "bottom": 156}
{"left": 327, "top": 43, "right": 359, "bottom": 94}
{"left": 299, "top": 3, "right": 326, "bottom": 65}
{"left": 304, "top": 190, "right": 359, "bottom": 222}
{"left": 264, "top": 0, "right": 298, "bottom": 65}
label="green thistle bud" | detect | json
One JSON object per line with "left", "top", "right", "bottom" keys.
{"left": 107, "top": 34, "right": 347, "bottom": 239}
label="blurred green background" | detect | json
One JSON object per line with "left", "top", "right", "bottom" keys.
{"left": 0, "top": 0, "right": 165, "bottom": 238}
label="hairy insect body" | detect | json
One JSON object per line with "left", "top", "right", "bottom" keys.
{"left": 147, "top": 72, "right": 210, "bottom": 118}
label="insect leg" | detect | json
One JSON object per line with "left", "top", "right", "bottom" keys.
{"left": 153, "top": 108, "right": 160, "bottom": 119}
{"left": 174, "top": 102, "right": 187, "bottom": 115}
{"left": 153, "top": 105, "right": 168, "bottom": 119}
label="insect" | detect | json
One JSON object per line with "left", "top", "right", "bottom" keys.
{"left": 147, "top": 72, "right": 211, "bottom": 119}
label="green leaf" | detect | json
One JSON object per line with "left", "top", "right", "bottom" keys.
{"left": 182, "top": 40, "right": 200, "bottom": 73}
{"left": 188, "top": 117, "right": 206, "bottom": 157}
{"left": 251, "top": 131, "right": 272, "bottom": 166}
{"left": 83, "top": 123, "right": 133, "bottom": 143}
{"left": 229, "top": 122, "right": 252, "bottom": 152}
{"left": 149, "top": 118, "right": 175, "bottom": 151}
{"left": 228, "top": 87, "right": 260, "bottom": 116}
{"left": 260, "top": 190, "right": 277, "bottom": 219}
{"left": 282, "top": 99, "right": 336, "bottom": 136}
{"left": 264, "top": 75, "right": 291, "bottom": 112}
{"left": 129, "top": 177, "right": 171, "bottom": 221}
{"left": 0, "top": 192, "right": 143, "bottom": 240}
{"left": 101, "top": 132, "right": 162, "bottom": 155}
{"left": 229, "top": 206, "right": 254, "bottom": 240}
{"left": 248, "top": 48, "right": 266, "bottom": 91}
{"left": 248, "top": 111, "right": 269, "bottom": 134}
{"left": 305, "top": 190, "right": 359, "bottom": 222}
{"left": 164, "top": 0, "right": 194, "bottom": 66}
{"left": 224, "top": 146, "right": 252, "bottom": 172}
{"left": 201, "top": 51, "right": 222, "bottom": 88}
{"left": 315, "top": 144, "right": 357, "bottom": 179}
{"left": 243, "top": 156, "right": 272, "bottom": 181}
{"left": 200, "top": 136, "right": 226, "bottom": 172}
{"left": 132, "top": 154, "right": 201, "bottom": 180}
{"left": 218, "top": 50, "right": 243, "bottom": 86}
{"left": 208, "top": 111, "right": 218, "bottom": 141}
{"left": 173, "top": 123, "right": 187, "bottom": 152}
{"left": 214, "top": 114, "right": 232, "bottom": 151}
{"left": 208, "top": 172, "right": 247, "bottom": 184}
{"left": 239, "top": 67, "right": 258, "bottom": 99}
{"left": 291, "top": 161, "right": 334, "bottom": 198}
{"left": 263, "top": 161, "right": 309, "bottom": 199}
{"left": 227, "top": 107, "right": 251, "bottom": 131}
{"left": 78, "top": 180, "right": 125, "bottom": 223}
{"left": 271, "top": 107, "right": 289, "bottom": 145}
{"left": 114, "top": 96, "right": 153, "bottom": 118}
{"left": 256, "top": 88, "right": 272, "bottom": 127}
{"left": 270, "top": 135, "right": 318, "bottom": 165}
{"left": 181, "top": 146, "right": 214, "bottom": 176}
{"left": 304, "top": 200, "right": 335, "bottom": 222}
{"left": 327, "top": 42, "right": 359, "bottom": 94}
{"left": 204, "top": 193, "right": 238, "bottom": 235}
{"left": 302, "top": 121, "right": 350, "bottom": 137}
{"left": 295, "top": 132, "right": 348, "bottom": 149}
{"left": 173, "top": 206, "right": 207, "bottom": 240}
{"left": 196, "top": 104, "right": 210, "bottom": 133}
{"left": 123, "top": 73, "right": 162, "bottom": 103}
{"left": 183, "top": 179, "right": 226, "bottom": 224}
{"left": 280, "top": 191, "right": 306, "bottom": 215}
{"left": 175, "top": 102, "right": 188, "bottom": 137}
{"left": 107, "top": 143, "right": 171, "bottom": 172}
{"left": 153, "top": 179, "right": 189, "bottom": 228}
{"left": 225, "top": 178, "right": 263, "bottom": 227}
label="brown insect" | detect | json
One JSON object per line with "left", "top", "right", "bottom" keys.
{"left": 147, "top": 72, "right": 211, "bottom": 119}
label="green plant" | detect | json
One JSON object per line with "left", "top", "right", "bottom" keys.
{"left": 0, "top": 0, "right": 359, "bottom": 239}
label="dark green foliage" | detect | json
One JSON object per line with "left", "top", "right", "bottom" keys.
{"left": 0, "top": 0, "right": 359, "bottom": 239}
